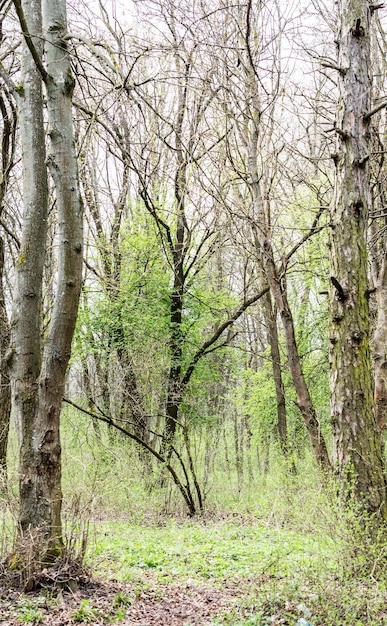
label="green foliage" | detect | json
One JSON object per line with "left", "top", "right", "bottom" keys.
{"left": 233, "top": 364, "right": 278, "bottom": 444}
{"left": 17, "top": 605, "right": 43, "bottom": 624}
{"left": 73, "top": 201, "right": 239, "bottom": 427}
{"left": 5, "top": 411, "right": 387, "bottom": 625}
{"left": 73, "top": 600, "right": 98, "bottom": 623}
{"left": 14, "top": 597, "right": 47, "bottom": 624}
{"left": 113, "top": 592, "right": 132, "bottom": 608}
{"left": 211, "top": 613, "right": 264, "bottom": 625}
{"left": 88, "top": 517, "right": 334, "bottom": 584}
{"left": 212, "top": 572, "right": 387, "bottom": 625}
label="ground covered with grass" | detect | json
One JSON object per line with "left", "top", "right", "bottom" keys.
{"left": 2, "top": 513, "right": 387, "bottom": 625}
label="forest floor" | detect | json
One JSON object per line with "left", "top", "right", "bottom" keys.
{"left": 0, "top": 570, "right": 325, "bottom": 625}
{"left": 1, "top": 515, "right": 387, "bottom": 625}
{"left": 0, "top": 575, "right": 246, "bottom": 625}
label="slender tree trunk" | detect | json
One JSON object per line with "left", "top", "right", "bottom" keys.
{"left": 265, "top": 259, "right": 331, "bottom": 471}
{"left": 261, "top": 291, "right": 287, "bottom": 453}
{"left": 0, "top": 86, "right": 14, "bottom": 476}
{"left": 330, "top": 0, "right": 387, "bottom": 518}
{"left": 369, "top": 13, "right": 387, "bottom": 432}
{"left": 162, "top": 58, "right": 189, "bottom": 455}
{"left": 244, "top": 416, "right": 254, "bottom": 484}
{"left": 262, "top": 433, "right": 270, "bottom": 477}
{"left": 369, "top": 160, "right": 387, "bottom": 433}
{"left": 248, "top": 164, "right": 330, "bottom": 469}
{"left": 241, "top": 38, "right": 330, "bottom": 471}
{"left": 223, "top": 424, "right": 231, "bottom": 479}
{"left": 0, "top": 237, "right": 10, "bottom": 479}
{"left": 372, "top": 259, "right": 387, "bottom": 431}
{"left": 233, "top": 411, "right": 243, "bottom": 490}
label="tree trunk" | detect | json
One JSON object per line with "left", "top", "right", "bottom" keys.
{"left": 11, "top": 0, "right": 52, "bottom": 555}
{"left": 329, "top": 0, "right": 387, "bottom": 518}
{"left": 39, "top": 0, "right": 83, "bottom": 546}
{"left": 262, "top": 252, "right": 331, "bottom": 472}
{"left": 369, "top": 12, "right": 387, "bottom": 433}
{"left": 245, "top": 100, "right": 330, "bottom": 470}
{"left": 261, "top": 291, "right": 287, "bottom": 454}
{"left": 10, "top": 0, "right": 83, "bottom": 568}
{"left": 162, "top": 55, "right": 188, "bottom": 455}
{"left": 240, "top": 31, "right": 330, "bottom": 471}
{"left": 233, "top": 411, "right": 243, "bottom": 490}
{"left": 0, "top": 86, "right": 14, "bottom": 477}
{"left": 0, "top": 237, "right": 10, "bottom": 479}
{"left": 372, "top": 261, "right": 387, "bottom": 431}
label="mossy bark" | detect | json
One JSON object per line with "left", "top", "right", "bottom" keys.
{"left": 330, "top": 0, "right": 387, "bottom": 519}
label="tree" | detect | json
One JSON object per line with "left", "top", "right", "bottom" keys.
{"left": 10, "top": 0, "right": 83, "bottom": 571}
{"left": 209, "top": 0, "right": 331, "bottom": 470}
{"left": 329, "top": 0, "right": 387, "bottom": 519}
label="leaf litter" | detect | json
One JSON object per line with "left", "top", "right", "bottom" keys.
{"left": 0, "top": 575, "right": 243, "bottom": 625}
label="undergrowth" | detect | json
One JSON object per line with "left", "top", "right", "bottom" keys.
{"left": 2, "top": 412, "right": 387, "bottom": 623}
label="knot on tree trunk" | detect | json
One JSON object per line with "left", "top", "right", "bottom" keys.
{"left": 351, "top": 18, "right": 365, "bottom": 37}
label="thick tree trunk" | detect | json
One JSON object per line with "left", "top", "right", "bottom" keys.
{"left": 38, "top": 0, "right": 83, "bottom": 545}
{"left": 10, "top": 0, "right": 83, "bottom": 568}
{"left": 329, "top": 0, "right": 387, "bottom": 518}
{"left": 11, "top": 0, "right": 51, "bottom": 553}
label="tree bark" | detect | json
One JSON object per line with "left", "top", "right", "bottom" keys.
{"left": 11, "top": 0, "right": 51, "bottom": 553}
{"left": 10, "top": 0, "right": 83, "bottom": 567}
{"left": 329, "top": 0, "right": 387, "bottom": 518}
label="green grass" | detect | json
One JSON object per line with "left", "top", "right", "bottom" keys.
{"left": 89, "top": 519, "right": 335, "bottom": 584}
{"left": 85, "top": 517, "right": 387, "bottom": 625}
